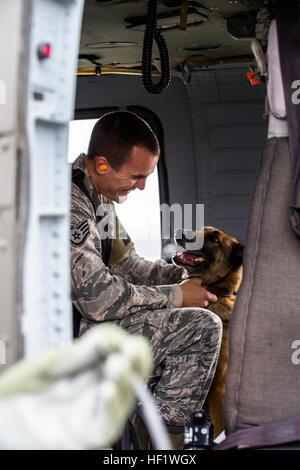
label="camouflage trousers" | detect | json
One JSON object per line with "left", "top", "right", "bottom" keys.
{"left": 115, "top": 307, "right": 222, "bottom": 427}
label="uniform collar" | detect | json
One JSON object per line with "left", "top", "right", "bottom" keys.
{"left": 72, "top": 153, "right": 88, "bottom": 175}
{"left": 72, "top": 153, "right": 112, "bottom": 207}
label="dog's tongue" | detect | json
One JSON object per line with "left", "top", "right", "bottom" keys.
{"left": 178, "top": 252, "right": 205, "bottom": 266}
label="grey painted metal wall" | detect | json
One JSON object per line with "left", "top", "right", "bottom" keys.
{"left": 186, "top": 64, "right": 268, "bottom": 242}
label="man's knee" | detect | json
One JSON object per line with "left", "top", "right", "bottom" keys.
{"left": 197, "top": 308, "right": 223, "bottom": 349}
{"left": 181, "top": 307, "right": 222, "bottom": 356}
{"left": 161, "top": 307, "right": 222, "bottom": 357}
{"left": 176, "top": 307, "right": 222, "bottom": 334}
{"left": 199, "top": 308, "right": 222, "bottom": 332}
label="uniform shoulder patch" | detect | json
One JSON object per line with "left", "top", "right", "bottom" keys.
{"left": 71, "top": 220, "right": 90, "bottom": 247}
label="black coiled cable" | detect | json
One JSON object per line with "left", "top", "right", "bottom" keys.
{"left": 142, "top": 0, "right": 171, "bottom": 94}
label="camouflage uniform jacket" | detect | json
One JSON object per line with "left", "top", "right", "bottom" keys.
{"left": 71, "top": 154, "right": 184, "bottom": 330}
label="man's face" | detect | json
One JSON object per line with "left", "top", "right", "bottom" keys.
{"left": 99, "top": 145, "right": 159, "bottom": 203}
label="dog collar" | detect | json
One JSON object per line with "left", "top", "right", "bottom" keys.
{"left": 202, "top": 284, "right": 237, "bottom": 298}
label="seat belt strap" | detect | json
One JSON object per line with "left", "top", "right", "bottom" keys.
{"left": 214, "top": 413, "right": 300, "bottom": 450}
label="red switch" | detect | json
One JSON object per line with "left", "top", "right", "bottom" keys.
{"left": 37, "top": 43, "right": 52, "bottom": 60}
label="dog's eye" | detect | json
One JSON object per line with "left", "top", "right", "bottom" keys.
{"left": 210, "top": 232, "right": 220, "bottom": 243}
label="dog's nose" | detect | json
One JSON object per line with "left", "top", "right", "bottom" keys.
{"left": 174, "top": 229, "right": 196, "bottom": 242}
{"left": 182, "top": 230, "right": 196, "bottom": 242}
{"left": 175, "top": 229, "right": 204, "bottom": 250}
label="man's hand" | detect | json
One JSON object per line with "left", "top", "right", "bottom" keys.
{"left": 179, "top": 278, "right": 217, "bottom": 308}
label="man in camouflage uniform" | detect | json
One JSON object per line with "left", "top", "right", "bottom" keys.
{"left": 70, "top": 111, "right": 222, "bottom": 444}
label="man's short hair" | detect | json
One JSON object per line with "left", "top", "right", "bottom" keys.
{"left": 87, "top": 111, "right": 160, "bottom": 170}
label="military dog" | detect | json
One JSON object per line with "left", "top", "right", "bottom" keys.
{"left": 172, "top": 227, "right": 243, "bottom": 437}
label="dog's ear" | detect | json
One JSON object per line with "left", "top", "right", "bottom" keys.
{"left": 230, "top": 242, "right": 244, "bottom": 269}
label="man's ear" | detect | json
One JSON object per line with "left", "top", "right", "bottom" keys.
{"left": 230, "top": 242, "right": 244, "bottom": 269}
{"left": 95, "top": 156, "right": 109, "bottom": 174}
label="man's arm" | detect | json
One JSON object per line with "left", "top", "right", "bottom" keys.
{"left": 108, "top": 215, "right": 184, "bottom": 286}
{"left": 71, "top": 187, "right": 183, "bottom": 323}
{"left": 71, "top": 221, "right": 183, "bottom": 322}
{"left": 109, "top": 246, "right": 184, "bottom": 286}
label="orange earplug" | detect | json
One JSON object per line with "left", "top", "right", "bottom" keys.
{"left": 98, "top": 164, "right": 107, "bottom": 171}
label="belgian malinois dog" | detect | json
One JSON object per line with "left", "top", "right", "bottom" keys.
{"left": 173, "top": 227, "right": 243, "bottom": 437}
